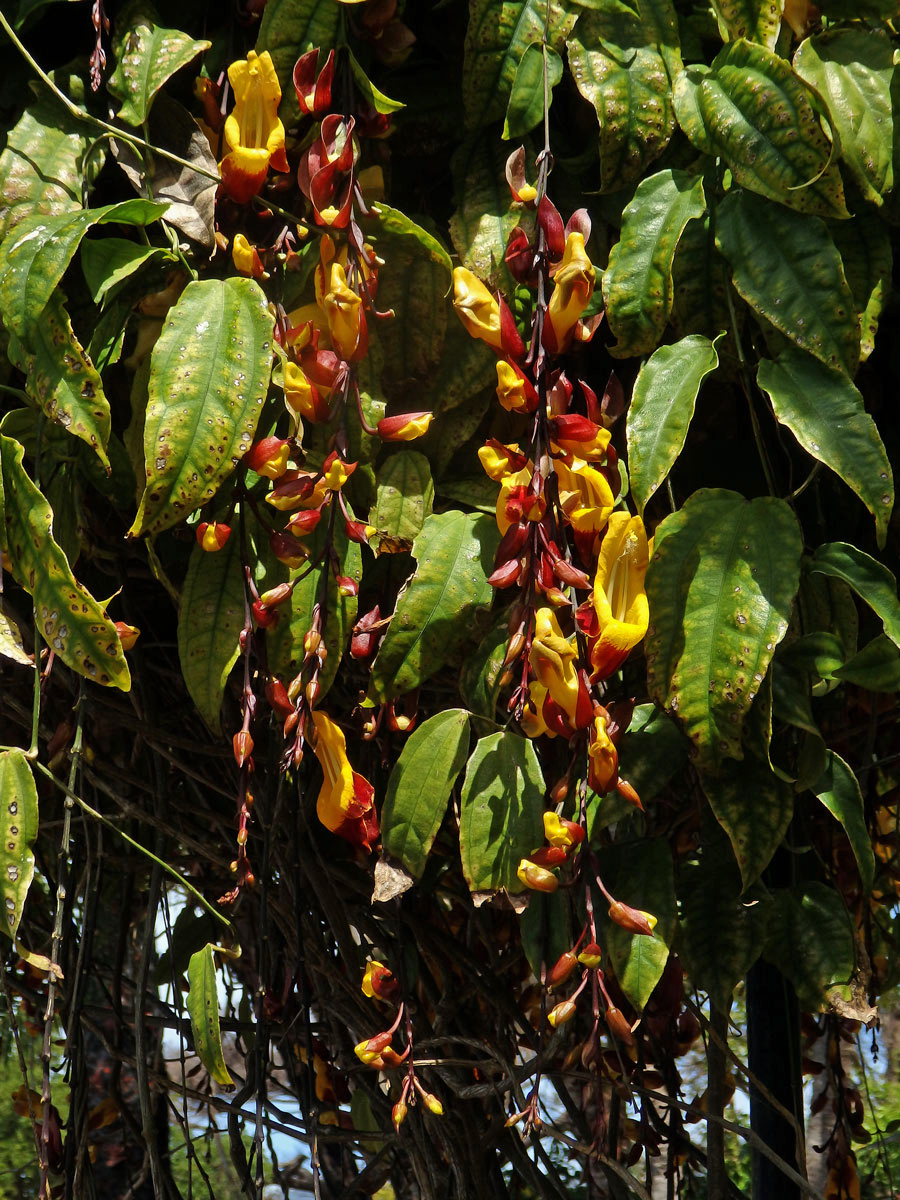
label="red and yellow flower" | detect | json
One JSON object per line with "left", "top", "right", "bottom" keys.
{"left": 311, "top": 711, "right": 378, "bottom": 850}
{"left": 220, "top": 51, "right": 289, "bottom": 204}
{"left": 588, "top": 513, "right": 650, "bottom": 679}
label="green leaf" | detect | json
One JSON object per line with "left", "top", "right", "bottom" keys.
{"left": 567, "top": 0, "right": 682, "bottom": 192}
{"left": 255, "top": 0, "right": 341, "bottom": 128}
{"left": 459, "top": 614, "right": 509, "bottom": 720}
{"left": 690, "top": 39, "right": 848, "bottom": 219}
{"left": 764, "top": 883, "right": 854, "bottom": 1011}
{"left": 0, "top": 434, "right": 130, "bottom": 690}
{"left": 831, "top": 215, "right": 892, "bottom": 365}
{"left": 15, "top": 290, "right": 110, "bottom": 468}
{"left": 600, "top": 839, "right": 676, "bottom": 1011}
{"left": 0, "top": 200, "right": 168, "bottom": 349}
{"left": 808, "top": 542, "right": 900, "bottom": 651}
{"left": 450, "top": 137, "right": 522, "bottom": 285}
{"left": 716, "top": 190, "right": 859, "bottom": 377}
{"left": 834, "top": 635, "right": 900, "bottom": 693}
{"left": 669, "top": 216, "right": 732, "bottom": 345}
{"left": 520, "top": 891, "right": 572, "bottom": 980}
{"left": 673, "top": 66, "right": 712, "bottom": 153}
{"left": 0, "top": 89, "right": 97, "bottom": 241}
{"left": 627, "top": 333, "right": 721, "bottom": 513}
{"left": 177, "top": 533, "right": 244, "bottom": 733}
{"left": 267, "top": 523, "right": 360, "bottom": 700}
{"left": 0, "top": 609, "right": 31, "bottom": 666}
{"left": 679, "top": 838, "right": 772, "bottom": 1010}
{"left": 459, "top": 731, "right": 544, "bottom": 895}
{"left": 372, "top": 451, "right": 434, "bottom": 543}
{"left": 618, "top": 704, "right": 689, "bottom": 805}
{"left": 368, "top": 511, "right": 499, "bottom": 703}
{"left": 794, "top": 29, "right": 894, "bottom": 207}
{"left": 603, "top": 170, "right": 706, "bottom": 358}
{"left": 371, "top": 203, "right": 453, "bottom": 275}
{"left": 462, "top": 0, "right": 579, "bottom": 132}
{"left": 646, "top": 489, "right": 802, "bottom": 770}
{"left": 187, "top": 945, "right": 234, "bottom": 1088}
{"left": 710, "top": 0, "right": 781, "bottom": 50}
{"left": 813, "top": 752, "right": 875, "bottom": 895}
{"left": 80, "top": 238, "right": 170, "bottom": 307}
{"left": 347, "top": 49, "right": 404, "bottom": 114}
{"left": 108, "top": 3, "right": 210, "bottom": 126}
{"left": 0, "top": 750, "right": 39, "bottom": 943}
{"left": 129, "top": 278, "right": 273, "bottom": 537}
{"left": 503, "top": 44, "right": 563, "bottom": 140}
{"left": 701, "top": 742, "right": 794, "bottom": 889}
{"left": 428, "top": 315, "right": 497, "bottom": 416}
{"left": 757, "top": 347, "right": 892, "bottom": 548}
{"left": 381, "top": 709, "right": 470, "bottom": 878}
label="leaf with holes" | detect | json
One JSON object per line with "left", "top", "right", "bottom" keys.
{"left": 0, "top": 200, "right": 167, "bottom": 348}
{"left": 373, "top": 452, "right": 434, "bottom": 544}
{"left": 177, "top": 532, "right": 245, "bottom": 733}
{"left": 814, "top": 752, "right": 874, "bottom": 895}
{"left": 710, "top": 0, "right": 781, "bottom": 50}
{"left": 0, "top": 750, "right": 39, "bottom": 943}
{"left": 808, "top": 543, "right": 900, "bottom": 650}
{"left": 0, "top": 434, "right": 130, "bottom": 690}
{"left": 459, "top": 731, "right": 544, "bottom": 895}
{"left": 627, "top": 334, "right": 721, "bottom": 514}
{"left": 645, "top": 489, "right": 802, "bottom": 770}
{"left": 567, "top": 0, "right": 682, "bottom": 192}
{"left": 267, "top": 523, "right": 361, "bottom": 700}
{"left": 108, "top": 3, "right": 210, "bottom": 126}
{"left": 689, "top": 39, "right": 848, "bottom": 218}
{"left": 368, "top": 511, "right": 499, "bottom": 703}
{"left": 603, "top": 170, "right": 706, "bottom": 358}
{"left": 503, "top": 44, "right": 563, "bottom": 140}
{"left": 794, "top": 28, "right": 894, "bottom": 207}
{"left": 382, "top": 709, "right": 471, "bottom": 879}
{"left": 256, "top": 0, "right": 341, "bottom": 127}
{"left": 599, "top": 839, "right": 676, "bottom": 1011}
{"left": 757, "top": 347, "right": 892, "bottom": 548}
{"left": 11, "top": 290, "right": 110, "bottom": 468}
{"left": 831, "top": 216, "right": 891, "bottom": 365}
{"left": 450, "top": 137, "right": 523, "bottom": 286}
{"left": 716, "top": 191, "right": 858, "bottom": 377}
{"left": 187, "top": 945, "right": 234, "bottom": 1088}
{"left": 764, "top": 883, "right": 854, "bottom": 1011}
{"left": 0, "top": 76, "right": 101, "bottom": 241}
{"left": 0, "top": 609, "right": 30, "bottom": 667}
{"left": 462, "top": 0, "right": 579, "bottom": 132}
{"left": 129, "top": 278, "right": 273, "bottom": 537}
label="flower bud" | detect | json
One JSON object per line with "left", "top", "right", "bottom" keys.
{"left": 232, "top": 730, "right": 254, "bottom": 768}
{"left": 529, "top": 846, "right": 568, "bottom": 868}
{"left": 259, "top": 582, "right": 293, "bottom": 608}
{"left": 605, "top": 1005, "right": 635, "bottom": 1045}
{"left": 245, "top": 437, "right": 291, "bottom": 479}
{"left": 354, "top": 1031, "right": 393, "bottom": 1064}
{"left": 421, "top": 1091, "right": 443, "bottom": 1116}
{"left": 517, "top": 858, "right": 558, "bottom": 893}
{"left": 392, "top": 1099, "right": 408, "bottom": 1129}
{"left": 548, "top": 1000, "right": 576, "bottom": 1028}
{"left": 197, "top": 522, "right": 231, "bottom": 552}
{"left": 377, "top": 412, "right": 434, "bottom": 441}
{"left": 616, "top": 778, "right": 643, "bottom": 811}
{"left": 608, "top": 900, "right": 657, "bottom": 937}
{"left": 547, "top": 951, "right": 579, "bottom": 989}
{"left": 114, "top": 621, "right": 140, "bottom": 651}
{"left": 337, "top": 575, "right": 359, "bottom": 597}
{"left": 304, "top": 629, "right": 323, "bottom": 657}
{"left": 345, "top": 519, "right": 375, "bottom": 544}
{"left": 577, "top": 942, "right": 603, "bottom": 969}
{"left": 252, "top": 600, "right": 278, "bottom": 629}
{"left": 270, "top": 529, "right": 308, "bottom": 568}
{"left": 286, "top": 509, "right": 322, "bottom": 536}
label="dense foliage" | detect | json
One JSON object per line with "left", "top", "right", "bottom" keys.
{"left": 1, "top": 0, "right": 900, "bottom": 1196}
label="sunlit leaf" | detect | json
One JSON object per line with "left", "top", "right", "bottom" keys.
{"left": 373, "top": 451, "right": 434, "bottom": 543}
{"left": 808, "top": 542, "right": 900, "bottom": 650}
{"left": 0, "top": 750, "right": 39, "bottom": 943}
{"left": 187, "top": 945, "right": 234, "bottom": 1088}
{"left": 108, "top": 2, "right": 210, "bottom": 126}
{"left": 813, "top": 751, "right": 874, "bottom": 895}
{"left": 255, "top": 0, "right": 341, "bottom": 127}
{"left": 599, "top": 839, "right": 676, "bottom": 1011}
{"left": 503, "top": 44, "right": 563, "bottom": 140}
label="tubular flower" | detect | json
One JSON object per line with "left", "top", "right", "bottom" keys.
{"left": 452, "top": 267, "right": 503, "bottom": 352}
{"left": 220, "top": 51, "right": 289, "bottom": 204}
{"left": 529, "top": 608, "right": 579, "bottom": 727}
{"left": 283, "top": 361, "right": 331, "bottom": 422}
{"left": 323, "top": 263, "right": 368, "bottom": 362}
{"left": 554, "top": 457, "right": 615, "bottom": 537}
{"left": 496, "top": 360, "right": 538, "bottom": 414}
{"left": 544, "top": 232, "right": 595, "bottom": 353}
{"left": 311, "top": 711, "right": 378, "bottom": 851}
{"left": 543, "top": 811, "right": 584, "bottom": 848}
{"left": 298, "top": 114, "right": 358, "bottom": 227}
{"left": 549, "top": 414, "right": 610, "bottom": 462}
{"left": 517, "top": 858, "right": 559, "bottom": 892}
{"left": 232, "top": 234, "right": 265, "bottom": 278}
{"left": 588, "top": 712, "right": 619, "bottom": 794}
{"left": 377, "top": 412, "right": 434, "bottom": 441}
{"left": 590, "top": 513, "right": 650, "bottom": 679}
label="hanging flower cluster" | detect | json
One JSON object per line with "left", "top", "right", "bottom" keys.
{"left": 199, "top": 43, "right": 437, "bottom": 877}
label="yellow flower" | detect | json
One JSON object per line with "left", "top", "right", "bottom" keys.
{"left": 323, "top": 262, "right": 367, "bottom": 362}
{"left": 590, "top": 513, "right": 650, "bottom": 679}
{"left": 361, "top": 960, "right": 389, "bottom": 998}
{"left": 232, "top": 233, "right": 264, "bottom": 278}
{"left": 587, "top": 713, "right": 618, "bottom": 794}
{"left": 554, "top": 457, "right": 614, "bottom": 537}
{"left": 546, "top": 232, "right": 595, "bottom": 352}
{"left": 452, "top": 267, "right": 503, "bottom": 351}
{"left": 529, "top": 608, "right": 579, "bottom": 725}
{"left": 221, "top": 51, "right": 289, "bottom": 204}
{"left": 310, "top": 711, "right": 377, "bottom": 848}
{"left": 496, "top": 361, "right": 535, "bottom": 413}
